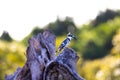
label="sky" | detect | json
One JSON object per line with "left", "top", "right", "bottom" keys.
{"left": 0, "top": 0, "right": 120, "bottom": 41}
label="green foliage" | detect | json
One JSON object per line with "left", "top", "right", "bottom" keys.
{"left": 78, "top": 55, "right": 120, "bottom": 80}
{"left": 45, "top": 16, "right": 77, "bottom": 36}
{"left": 0, "top": 31, "right": 13, "bottom": 42}
{"left": 111, "top": 29, "right": 120, "bottom": 55}
{"left": 73, "top": 17, "right": 120, "bottom": 59}
{"left": 92, "top": 9, "right": 120, "bottom": 26}
{"left": 0, "top": 41, "right": 25, "bottom": 80}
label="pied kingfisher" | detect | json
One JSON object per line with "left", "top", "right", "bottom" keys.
{"left": 57, "top": 33, "right": 76, "bottom": 52}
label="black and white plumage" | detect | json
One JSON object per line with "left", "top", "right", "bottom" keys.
{"left": 57, "top": 33, "right": 76, "bottom": 52}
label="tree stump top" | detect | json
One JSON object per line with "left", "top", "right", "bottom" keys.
{"left": 5, "top": 30, "right": 84, "bottom": 80}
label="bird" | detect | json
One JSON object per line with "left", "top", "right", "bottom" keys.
{"left": 57, "top": 32, "right": 76, "bottom": 52}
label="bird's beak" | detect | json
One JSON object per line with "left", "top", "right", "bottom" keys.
{"left": 73, "top": 36, "right": 77, "bottom": 40}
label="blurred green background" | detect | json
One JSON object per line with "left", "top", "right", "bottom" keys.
{"left": 0, "top": 9, "right": 120, "bottom": 80}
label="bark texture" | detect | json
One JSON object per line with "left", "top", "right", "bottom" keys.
{"left": 5, "top": 30, "right": 84, "bottom": 80}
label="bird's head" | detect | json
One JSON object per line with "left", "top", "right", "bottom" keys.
{"left": 67, "top": 33, "right": 77, "bottom": 40}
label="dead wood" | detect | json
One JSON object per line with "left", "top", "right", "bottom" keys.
{"left": 5, "top": 30, "right": 84, "bottom": 80}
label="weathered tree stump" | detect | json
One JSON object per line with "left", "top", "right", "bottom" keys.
{"left": 5, "top": 30, "right": 84, "bottom": 80}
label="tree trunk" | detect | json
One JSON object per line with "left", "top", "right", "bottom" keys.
{"left": 5, "top": 30, "right": 84, "bottom": 80}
